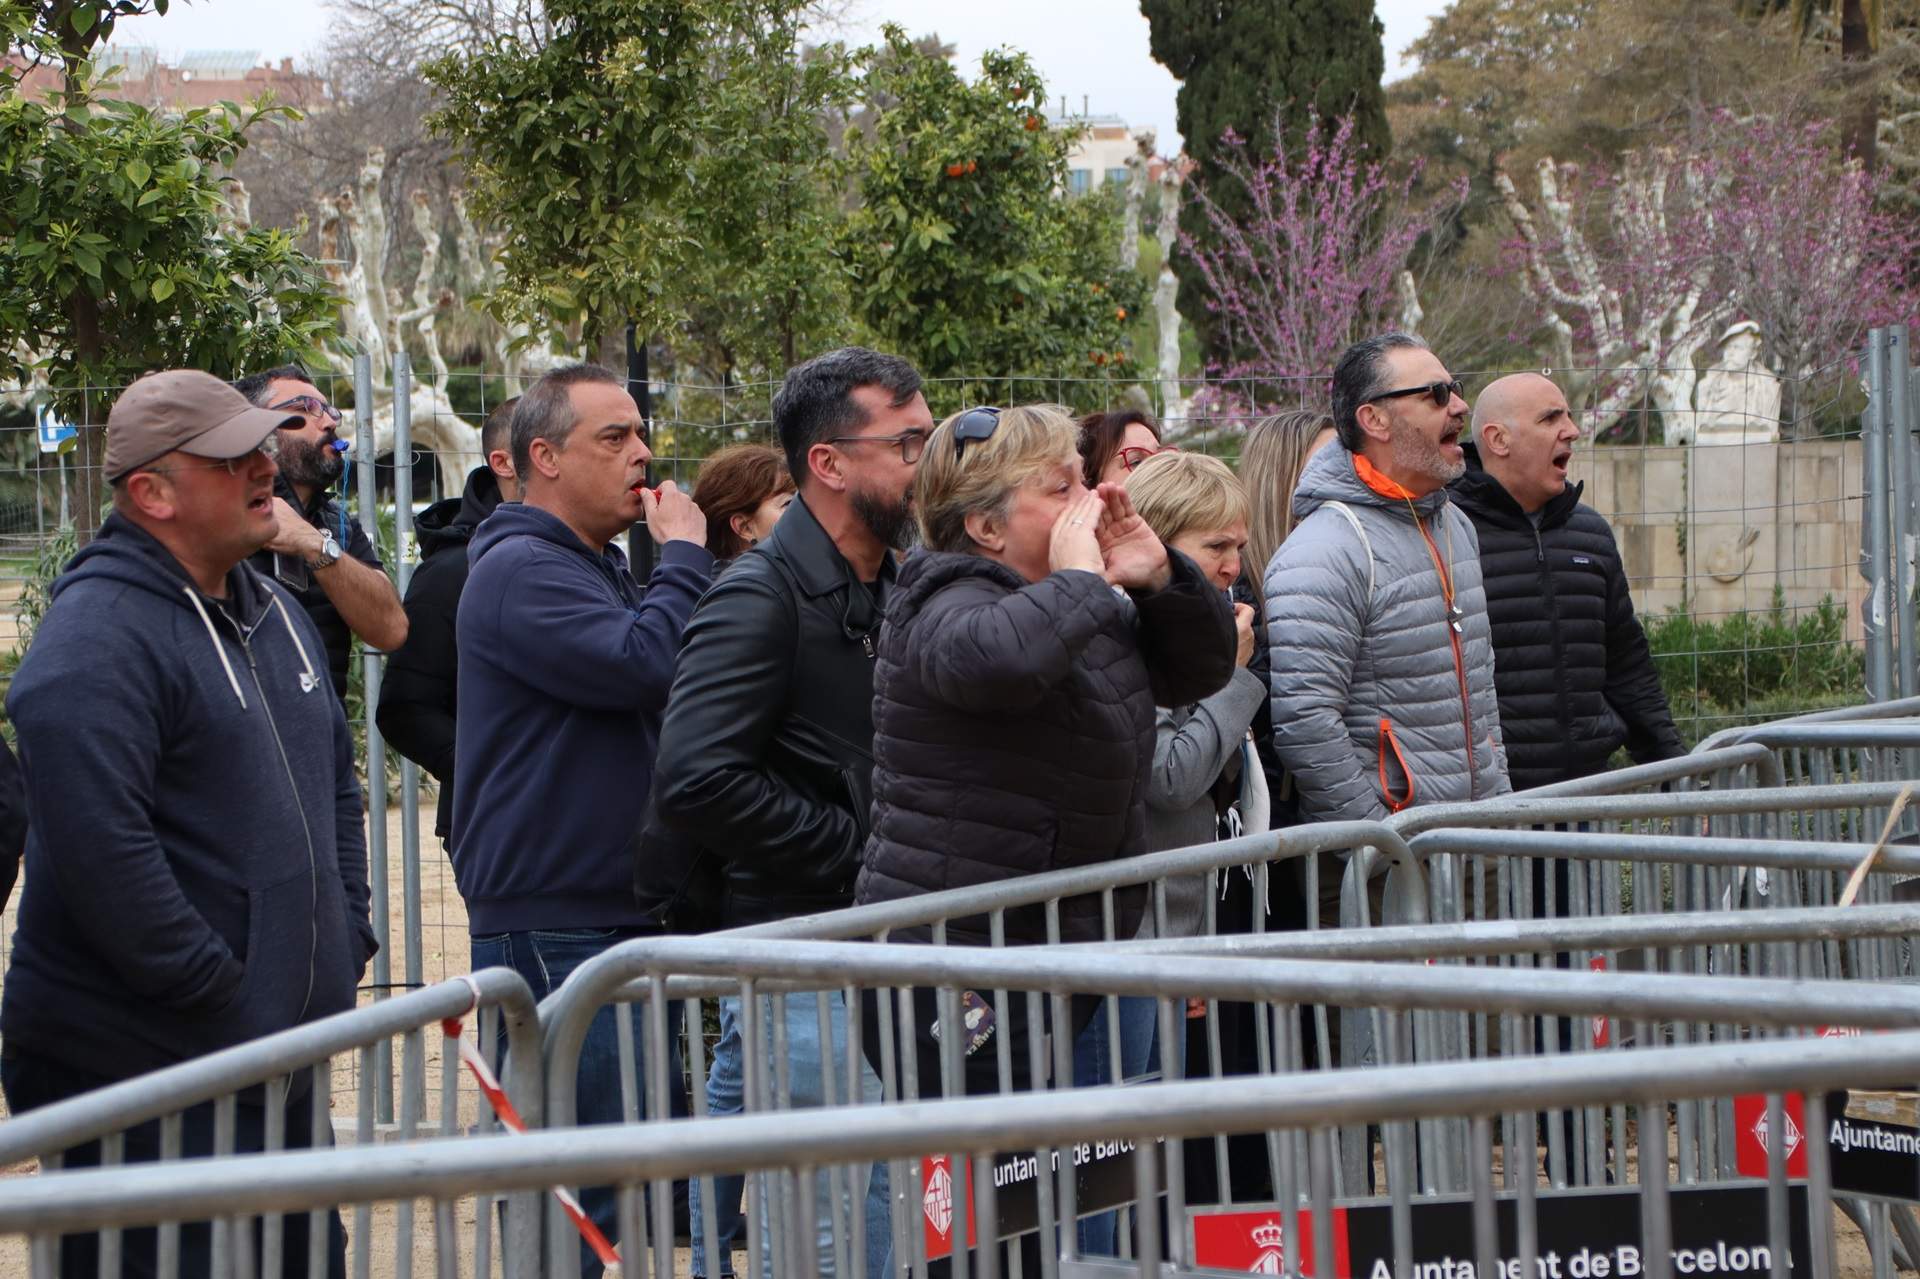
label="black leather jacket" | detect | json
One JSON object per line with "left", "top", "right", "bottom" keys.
{"left": 640, "top": 494, "right": 894, "bottom": 929}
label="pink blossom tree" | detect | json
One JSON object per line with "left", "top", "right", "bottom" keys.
{"left": 1702, "top": 112, "right": 1917, "bottom": 410}
{"left": 1496, "top": 147, "right": 1729, "bottom": 438}
{"left": 1500, "top": 112, "right": 1917, "bottom": 438}
{"left": 1180, "top": 112, "right": 1466, "bottom": 416}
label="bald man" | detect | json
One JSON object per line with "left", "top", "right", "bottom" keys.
{"left": 1450, "top": 373, "right": 1683, "bottom": 791}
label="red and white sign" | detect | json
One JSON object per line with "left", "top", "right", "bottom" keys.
{"left": 1734, "top": 1093, "right": 1810, "bottom": 1179}
{"left": 1192, "top": 1207, "right": 1351, "bottom": 1277}
{"left": 921, "top": 1154, "right": 978, "bottom": 1261}
{"left": 1589, "top": 956, "right": 1610, "bottom": 1048}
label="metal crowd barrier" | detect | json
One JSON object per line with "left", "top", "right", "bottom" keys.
{"left": 0, "top": 971, "right": 543, "bottom": 1279}
{"left": 525, "top": 781, "right": 1918, "bottom": 1275}
{"left": 1699, "top": 705, "right": 1920, "bottom": 800}
{"left": 1692, "top": 694, "right": 1920, "bottom": 754}
{"left": 1386, "top": 780, "right": 1920, "bottom": 942}
{"left": 11, "top": 1029, "right": 1920, "bottom": 1279}
{"left": 540, "top": 933, "right": 1920, "bottom": 1279}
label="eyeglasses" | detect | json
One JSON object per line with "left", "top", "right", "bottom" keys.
{"left": 137, "top": 434, "right": 280, "bottom": 478}
{"left": 951, "top": 406, "right": 1001, "bottom": 459}
{"left": 1118, "top": 443, "right": 1179, "bottom": 472}
{"left": 1363, "top": 379, "right": 1465, "bottom": 410}
{"left": 269, "top": 394, "right": 343, "bottom": 424}
{"left": 823, "top": 429, "right": 930, "bottom": 464}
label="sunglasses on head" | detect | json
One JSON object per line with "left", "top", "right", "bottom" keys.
{"left": 1363, "top": 379, "right": 1464, "bottom": 410}
{"left": 1118, "top": 443, "right": 1178, "bottom": 472}
{"left": 269, "top": 394, "right": 343, "bottom": 424}
{"left": 952, "top": 406, "right": 1001, "bottom": 459}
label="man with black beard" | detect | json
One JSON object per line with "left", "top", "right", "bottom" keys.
{"left": 643, "top": 347, "right": 929, "bottom": 1279}
{"left": 236, "top": 365, "right": 407, "bottom": 701}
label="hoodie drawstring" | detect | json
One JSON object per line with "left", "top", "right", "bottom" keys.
{"left": 269, "top": 593, "right": 321, "bottom": 692}
{"left": 181, "top": 586, "right": 248, "bottom": 710}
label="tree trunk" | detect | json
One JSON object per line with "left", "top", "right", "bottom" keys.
{"left": 595, "top": 327, "right": 625, "bottom": 373}
{"left": 1841, "top": 0, "right": 1880, "bottom": 170}
{"left": 58, "top": 39, "right": 105, "bottom": 546}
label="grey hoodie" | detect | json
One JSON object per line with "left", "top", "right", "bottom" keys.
{"left": 1262, "top": 445, "right": 1509, "bottom": 825}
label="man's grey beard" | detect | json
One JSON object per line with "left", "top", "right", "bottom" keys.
{"left": 1389, "top": 417, "right": 1466, "bottom": 487}
{"left": 851, "top": 486, "right": 916, "bottom": 551}
{"left": 277, "top": 435, "right": 344, "bottom": 489}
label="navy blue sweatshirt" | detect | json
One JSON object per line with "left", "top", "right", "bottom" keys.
{"left": 2, "top": 514, "right": 377, "bottom": 1082}
{"left": 450, "top": 503, "right": 713, "bottom": 933}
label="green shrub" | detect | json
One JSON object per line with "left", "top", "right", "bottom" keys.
{"left": 1646, "top": 587, "right": 1864, "bottom": 748}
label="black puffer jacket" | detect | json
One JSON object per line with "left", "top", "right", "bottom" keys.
{"left": 377, "top": 467, "right": 503, "bottom": 838}
{"left": 855, "top": 548, "right": 1235, "bottom": 946}
{"left": 1450, "top": 450, "right": 1685, "bottom": 790}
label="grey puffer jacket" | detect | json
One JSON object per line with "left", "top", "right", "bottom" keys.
{"left": 1263, "top": 445, "right": 1509, "bottom": 824}
{"left": 1141, "top": 665, "right": 1266, "bottom": 939}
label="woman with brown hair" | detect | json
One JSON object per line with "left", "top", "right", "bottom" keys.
{"left": 1076, "top": 407, "right": 1175, "bottom": 488}
{"left": 691, "top": 443, "right": 796, "bottom": 567}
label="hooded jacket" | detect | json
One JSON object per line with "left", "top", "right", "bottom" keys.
{"left": 1263, "top": 445, "right": 1510, "bottom": 824}
{"left": 2, "top": 514, "right": 377, "bottom": 1083}
{"left": 1449, "top": 448, "right": 1684, "bottom": 789}
{"left": 854, "top": 547, "right": 1235, "bottom": 947}
{"left": 641, "top": 494, "right": 895, "bottom": 931}
{"left": 376, "top": 467, "right": 503, "bottom": 838}
{"left": 450, "top": 501, "right": 712, "bottom": 934}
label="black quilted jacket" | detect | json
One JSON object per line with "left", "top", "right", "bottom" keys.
{"left": 854, "top": 547, "right": 1235, "bottom": 946}
{"left": 1449, "top": 451, "right": 1685, "bottom": 791}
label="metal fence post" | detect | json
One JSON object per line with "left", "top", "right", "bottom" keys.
{"left": 1864, "top": 329, "right": 1895, "bottom": 702}
{"left": 355, "top": 352, "right": 395, "bottom": 1127}
{"left": 1887, "top": 325, "right": 1916, "bottom": 700}
{"left": 391, "top": 354, "right": 427, "bottom": 1127}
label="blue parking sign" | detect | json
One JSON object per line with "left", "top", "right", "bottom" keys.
{"left": 35, "top": 403, "right": 76, "bottom": 454}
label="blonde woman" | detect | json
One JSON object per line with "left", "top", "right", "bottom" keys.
{"left": 1233, "top": 409, "right": 1338, "bottom": 810}
{"left": 1126, "top": 453, "right": 1263, "bottom": 902}
{"left": 1240, "top": 410, "right": 1338, "bottom": 589}
{"left": 854, "top": 404, "right": 1235, "bottom": 1095}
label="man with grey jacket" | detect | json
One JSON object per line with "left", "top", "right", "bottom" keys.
{"left": 1264, "top": 333, "right": 1509, "bottom": 838}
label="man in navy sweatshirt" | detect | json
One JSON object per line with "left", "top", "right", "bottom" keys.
{"left": 4, "top": 369, "right": 377, "bottom": 1279}
{"left": 451, "top": 362, "right": 712, "bottom": 1272}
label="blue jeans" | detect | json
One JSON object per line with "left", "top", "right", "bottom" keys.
{"left": 689, "top": 1002, "right": 746, "bottom": 1277}
{"left": 1071, "top": 997, "right": 1161, "bottom": 1257}
{"left": 709, "top": 991, "right": 888, "bottom": 1279}
{"left": 471, "top": 927, "right": 675, "bottom": 1279}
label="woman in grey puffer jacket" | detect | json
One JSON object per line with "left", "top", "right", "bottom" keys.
{"left": 1129, "top": 453, "right": 1266, "bottom": 937}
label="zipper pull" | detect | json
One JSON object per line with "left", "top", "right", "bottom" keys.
{"left": 861, "top": 633, "right": 875, "bottom": 658}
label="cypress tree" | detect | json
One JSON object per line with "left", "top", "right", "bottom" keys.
{"left": 1141, "top": 0, "right": 1391, "bottom": 367}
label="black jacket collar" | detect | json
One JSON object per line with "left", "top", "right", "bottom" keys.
{"left": 766, "top": 492, "right": 898, "bottom": 599}
{"left": 1452, "top": 443, "right": 1583, "bottom": 532}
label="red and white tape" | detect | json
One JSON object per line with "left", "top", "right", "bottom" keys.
{"left": 443, "top": 977, "right": 622, "bottom": 1270}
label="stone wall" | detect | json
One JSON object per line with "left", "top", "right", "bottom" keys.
{"left": 1572, "top": 438, "right": 1864, "bottom": 634}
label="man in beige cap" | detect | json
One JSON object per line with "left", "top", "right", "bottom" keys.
{"left": 3, "top": 368, "right": 375, "bottom": 1279}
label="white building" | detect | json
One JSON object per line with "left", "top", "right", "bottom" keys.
{"left": 1049, "top": 105, "right": 1142, "bottom": 196}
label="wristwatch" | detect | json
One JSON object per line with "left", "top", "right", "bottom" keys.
{"left": 307, "top": 529, "right": 341, "bottom": 571}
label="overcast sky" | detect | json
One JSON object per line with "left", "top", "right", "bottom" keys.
{"left": 108, "top": 0, "right": 1450, "bottom": 151}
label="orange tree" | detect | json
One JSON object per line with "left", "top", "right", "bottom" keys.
{"left": 842, "top": 27, "right": 1144, "bottom": 409}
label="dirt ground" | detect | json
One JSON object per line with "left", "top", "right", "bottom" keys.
{"left": 0, "top": 798, "right": 1905, "bottom": 1276}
